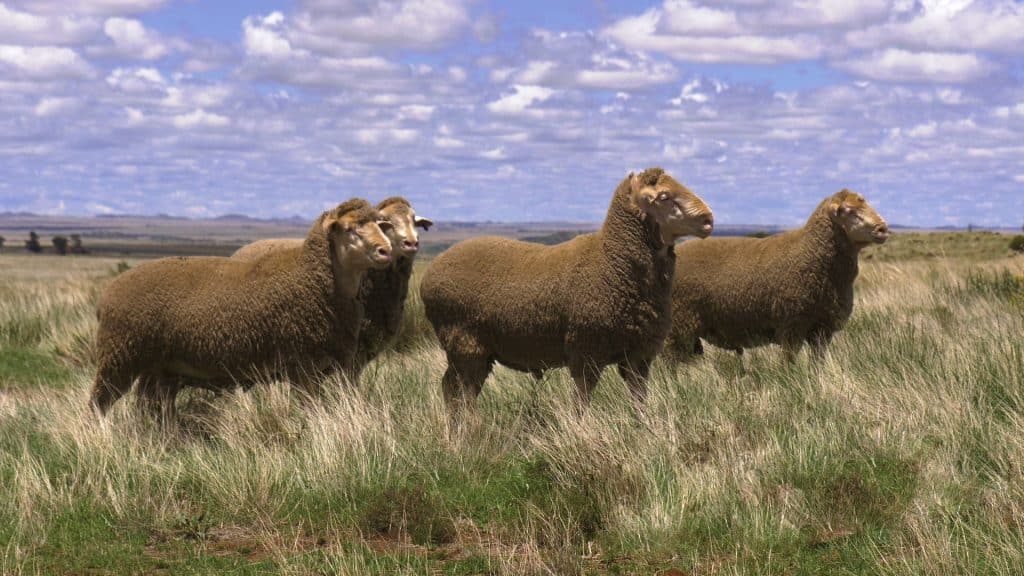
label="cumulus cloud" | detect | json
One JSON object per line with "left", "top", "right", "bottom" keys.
{"left": 103, "top": 17, "right": 173, "bottom": 60}
{"left": 171, "top": 108, "right": 230, "bottom": 129}
{"left": 603, "top": 5, "right": 825, "bottom": 63}
{"left": 0, "top": 2, "right": 97, "bottom": 45}
{"left": 287, "top": 0, "right": 470, "bottom": 54}
{"left": 847, "top": 0, "right": 1024, "bottom": 53}
{"left": 487, "top": 85, "right": 556, "bottom": 115}
{"left": 8, "top": 0, "right": 167, "bottom": 15}
{"left": 34, "top": 96, "right": 78, "bottom": 116}
{"left": 839, "top": 49, "right": 994, "bottom": 83}
{"left": 0, "top": 45, "right": 94, "bottom": 80}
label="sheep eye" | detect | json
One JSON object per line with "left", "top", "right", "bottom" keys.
{"left": 657, "top": 192, "right": 669, "bottom": 202}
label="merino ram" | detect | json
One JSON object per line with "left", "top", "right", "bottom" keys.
{"left": 89, "top": 199, "right": 394, "bottom": 420}
{"left": 664, "top": 189, "right": 888, "bottom": 361}
{"left": 232, "top": 197, "right": 432, "bottom": 378}
{"left": 420, "top": 168, "right": 713, "bottom": 408}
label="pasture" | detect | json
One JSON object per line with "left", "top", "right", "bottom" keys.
{"left": 1, "top": 232, "right": 1023, "bottom": 574}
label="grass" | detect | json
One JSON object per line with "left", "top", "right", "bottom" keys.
{"left": 1, "top": 234, "right": 1023, "bottom": 574}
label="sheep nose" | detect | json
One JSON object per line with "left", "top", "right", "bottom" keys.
{"left": 701, "top": 215, "right": 714, "bottom": 234}
{"left": 376, "top": 246, "right": 391, "bottom": 261}
{"left": 402, "top": 239, "right": 419, "bottom": 252}
{"left": 877, "top": 223, "right": 889, "bottom": 234}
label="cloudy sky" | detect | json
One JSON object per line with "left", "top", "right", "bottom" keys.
{"left": 0, "top": 0, "right": 1022, "bottom": 227}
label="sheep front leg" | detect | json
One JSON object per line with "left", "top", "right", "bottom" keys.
{"left": 136, "top": 373, "right": 181, "bottom": 425}
{"left": 89, "top": 361, "right": 134, "bottom": 417}
{"left": 807, "top": 327, "right": 834, "bottom": 359}
{"left": 617, "top": 358, "right": 651, "bottom": 405}
{"left": 441, "top": 351, "right": 492, "bottom": 411}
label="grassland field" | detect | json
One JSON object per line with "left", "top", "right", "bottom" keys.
{"left": 1, "top": 231, "right": 1023, "bottom": 575}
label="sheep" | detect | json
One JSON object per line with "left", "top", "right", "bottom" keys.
{"left": 419, "top": 168, "right": 713, "bottom": 409}
{"left": 232, "top": 197, "right": 433, "bottom": 378}
{"left": 664, "top": 189, "right": 889, "bottom": 362}
{"left": 89, "top": 199, "right": 395, "bottom": 420}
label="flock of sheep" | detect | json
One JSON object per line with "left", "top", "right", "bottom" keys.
{"left": 88, "top": 168, "right": 889, "bottom": 421}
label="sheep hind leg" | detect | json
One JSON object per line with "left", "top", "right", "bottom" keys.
{"left": 89, "top": 361, "right": 134, "bottom": 417}
{"left": 568, "top": 358, "right": 602, "bottom": 412}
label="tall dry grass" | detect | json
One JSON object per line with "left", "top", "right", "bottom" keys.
{"left": 0, "top": 249, "right": 1023, "bottom": 573}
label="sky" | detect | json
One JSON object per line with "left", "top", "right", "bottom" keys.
{"left": 0, "top": 0, "right": 1022, "bottom": 227}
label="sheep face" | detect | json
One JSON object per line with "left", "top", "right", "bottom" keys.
{"left": 828, "top": 190, "right": 889, "bottom": 246}
{"left": 324, "top": 213, "right": 394, "bottom": 270}
{"left": 631, "top": 171, "right": 714, "bottom": 243}
{"left": 378, "top": 200, "right": 433, "bottom": 258}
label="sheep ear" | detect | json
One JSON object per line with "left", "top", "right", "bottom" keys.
{"left": 414, "top": 216, "right": 433, "bottom": 230}
{"left": 377, "top": 220, "right": 394, "bottom": 232}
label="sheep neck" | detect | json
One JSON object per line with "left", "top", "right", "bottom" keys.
{"left": 599, "top": 183, "right": 674, "bottom": 285}
{"left": 800, "top": 208, "right": 861, "bottom": 286}
{"left": 358, "top": 255, "right": 414, "bottom": 349}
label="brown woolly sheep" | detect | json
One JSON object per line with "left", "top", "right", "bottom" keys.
{"left": 232, "top": 197, "right": 433, "bottom": 377}
{"left": 664, "top": 189, "right": 888, "bottom": 362}
{"left": 89, "top": 199, "right": 394, "bottom": 420}
{"left": 420, "top": 168, "right": 713, "bottom": 409}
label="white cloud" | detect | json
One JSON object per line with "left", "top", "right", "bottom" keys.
{"left": 106, "top": 66, "right": 164, "bottom": 92}
{"left": 34, "top": 96, "right": 77, "bottom": 116}
{"left": 172, "top": 108, "right": 231, "bottom": 129}
{"left": 448, "top": 66, "right": 467, "bottom": 82}
{"left": 840, "top": 49, "right": 993, "bottom": 83}
{"left": 906, "top": 121, "right": 938, "bottom": 138}
{"left": 160, "top": 84, "right": 232, "bottom": 109}
{"left": 103, "top": 17, "right": 169, "bottom": 60}
{"left": 486, "top": 85, "right": 555, "bottom": 115}
{"left": 0, "top": 45, "right": 94, "bottom": 80}
{"left": 433, "top": 135, "right": 465, "bottom": 148}
{"left": 354, "top": 128, "right": 419, "bottom": 144}
{"left": 515, "top": 60, "right": 558, "bottom": 84}
{"left": 848, "top": 1, "right": 1024, "bottom": 53}
{"left": 398, "top": 105, "right": 435, "bottom": 121}
{"left": 480, "top": 146, "right": 506, "bottom": 160}
{"left": 287, "top": 0, "right": 470, "bottom": 53}
{"left": 0, "top": 2, "right": 97, "bottom": 45}
{"left": 243, "top": 12, "right": 295, "bottom": 59}
{"left": 9, "top": 0, "right": 168, "bottom": 16}
{"left": 660, "top": 1, "right": 740, "bottom": 34}
{"left": 603, "top": 6, "right": 824, "bottom": 63}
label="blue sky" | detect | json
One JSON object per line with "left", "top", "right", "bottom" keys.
{"left": 0, "top": 0, "right": 1022, "bottom": 227}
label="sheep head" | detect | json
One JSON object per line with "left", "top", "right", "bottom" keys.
{"left": 630, "top": 167, "right": 714, "bottom": 244}
{"left": 377, "top": 197, "right": 433, "bottom": 259}
{"left": 321, "top": 199, "right": 394, "bottom": 271}
{"left": 827, "top": 190, "right": 889, "bottom": 246}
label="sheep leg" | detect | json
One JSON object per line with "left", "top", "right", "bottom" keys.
{"left": 807, "top": 327, "right": 833, "bottom": 358}
{"left": 617, "top": 359, "right": 651, "bottom": 405}
{"left": 89, "top": 361, "right": 134, "bottom": 416}
{"left": 441, "top": 351, "right": 492, "bottom": 410}
{"left": 136, "top": 373, "right": 181, "bottom": 425}
{"left": 568, "top": 359, "right": 601, "bottom": 409}
{"left": 779, "top": 332, "right": 804, "bottom": 363}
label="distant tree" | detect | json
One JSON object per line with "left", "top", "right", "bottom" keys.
{"left": 746, "top": 231, "right": 773, "bottom": 239}
{"left": 0, "top": 235, "right": 5, "bottom": 251}
{"left": 25, "top": 231, "right": 42, "bottom": 253}
{"left": 1011, "top": 235, "right": 1024, "bottom": 254}
{"left": 69, "top": 234, "right": 88, "bottom": 254}
{"left": 967, "top": 223, "right": 974, "bottom": 233}
{"left": 52, "top": 235, "right": 69, "bottom": 255}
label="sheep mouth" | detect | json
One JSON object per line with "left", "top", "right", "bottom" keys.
{"left": 871, "top": 230, "right": 890, "bottom": 244}
{"left": 370, "top": 253, "right": 393, "bottom": 267}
